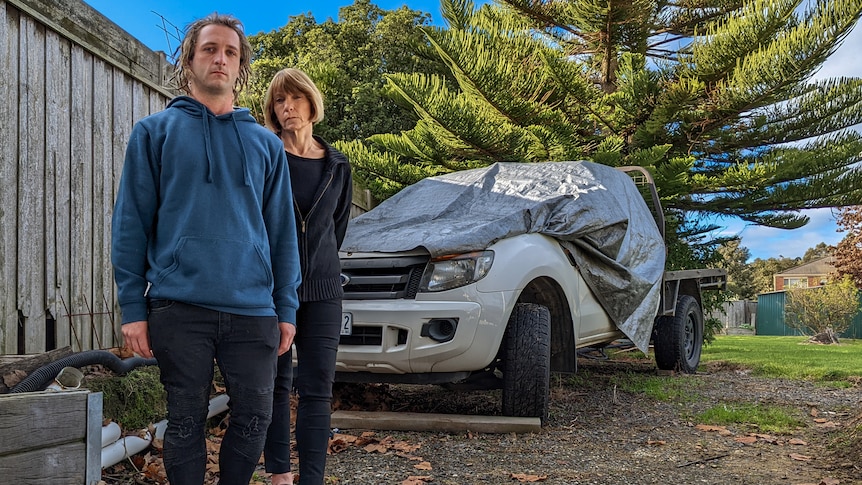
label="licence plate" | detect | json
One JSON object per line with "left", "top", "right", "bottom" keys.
{"left": 340, "top": 312, "right": 353, "bottom": 336}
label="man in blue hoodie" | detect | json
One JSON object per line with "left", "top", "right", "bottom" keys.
{"left": 111, "top": 13, "right": 300, "bottom": 485}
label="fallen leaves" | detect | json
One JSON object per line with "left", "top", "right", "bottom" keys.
{"left": 789, "top": 452, "right": 812, "bottom": 461}
{"left": 695, "top": 424, "right": 734, "bottom": 436}
{"left": 688, "top": 415, "right": 846, "bottom": 485}
{"left": 734, "top": 435, "right": 758, "bottom": 444}
{"left": 510, "top": 472, "right": 549, "bottom": 482}
{"left": 794, "top": 478, "right": 841, "bottom": 485}
{"left": 401, "top": 476, "right": 433, "bottom": 485}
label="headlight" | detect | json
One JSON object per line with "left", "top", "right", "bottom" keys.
{"left": 419, "top": 250, "right": 494, "bottom": 292}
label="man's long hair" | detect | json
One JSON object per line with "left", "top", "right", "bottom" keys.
{"left": 171, "top": 12, "right": 252, "bottom": 101}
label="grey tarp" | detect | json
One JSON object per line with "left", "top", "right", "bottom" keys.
{"left": 341, "top": 161, "right": 666, "bottom": 352}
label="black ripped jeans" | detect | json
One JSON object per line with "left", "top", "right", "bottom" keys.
{"left": 264, "top": 298, "right": 342, "bottom": 484}
{"left": 148, "top": 300, "right": 279, "bottom": 485}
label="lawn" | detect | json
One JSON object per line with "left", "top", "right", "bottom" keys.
{"left": 701, "top": 335, "right": 862, "bottom": 382}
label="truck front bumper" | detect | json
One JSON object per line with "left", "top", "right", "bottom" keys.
{"left": 336, "top": 291, "right": 510, "bottom": 375}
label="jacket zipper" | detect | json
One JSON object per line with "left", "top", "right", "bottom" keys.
{"left": 296, "top": 170, "right": 335, "bottom": 279}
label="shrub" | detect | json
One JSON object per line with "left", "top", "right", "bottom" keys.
{"left": 785, "top": 276, "right": 861, "bottom": 340}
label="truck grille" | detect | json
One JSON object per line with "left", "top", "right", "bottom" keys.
{"left": 339, "top": 326, "right": 382, "bottom": 345}
{"left": 340, "top": 255, "right": 428, "bottom": 300}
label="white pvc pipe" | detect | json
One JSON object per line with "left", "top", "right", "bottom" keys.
{"left": 101, "top": 394, "right": 230, "bottom": 469}
{"left": 101, "top": 433, "right": 153, "bottom": 468}
{"left": 208, "top": 393, "right": 230, "bottom": 418}
{"left": 101, "top": 421, "right": 122, "bottom": 448}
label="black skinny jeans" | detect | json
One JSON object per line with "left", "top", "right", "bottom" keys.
{"left": 264, "top": 298, "right": 342, "bottom": 484}
{"left": 148, "top": 300, "right": 279, "bottom": 485}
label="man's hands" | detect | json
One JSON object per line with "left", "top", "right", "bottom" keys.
{"left": 278, "top": 322, "right": 296, "bottom": 356}
{"left": 124, "top": 319, "right": 295, "bottom": 357}
{"left": 122, "top": 320, "right": 153, "bottom": 358}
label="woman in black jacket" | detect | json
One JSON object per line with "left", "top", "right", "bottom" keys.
{"left": 261, "top": 68, "right": 352, "bottom": 485}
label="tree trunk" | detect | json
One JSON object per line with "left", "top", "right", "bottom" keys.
{"left": 808, "top": 328, "right": 839, "bottom": 344}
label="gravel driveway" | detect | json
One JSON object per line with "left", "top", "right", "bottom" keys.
{"left": 99, "top": 354, "right": 861, "bottom": 485}
{"left": 318, "top": 357, "right": 862, "bottom": 485}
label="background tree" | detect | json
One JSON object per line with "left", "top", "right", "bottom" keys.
{"left": 785, "top": 275, "right": 861, "bottom": 343}
{"left": 802, "top": 242, "right": 834, "bottom": 263}
{"left": 239, "top": 0, "right": 441, "bottom": 142}
{"left": 338, "top": 0, "right": 862, "bottom": 230}
{"left": 832, "top": 205, "right": 862, "bottom": 287}
{"left": 717, "top": 239, "right": 758, "bottom": 300}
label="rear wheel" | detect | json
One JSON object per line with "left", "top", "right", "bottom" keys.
{"left": 501, "top": 303, "right": 551, "bottom": 423}
{"left": 653, "top": 295, "right": 703, "bottom": 373}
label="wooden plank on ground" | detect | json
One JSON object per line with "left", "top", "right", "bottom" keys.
{"left": 331, "top": 411, "right": 541, "bottom": 434}
{"left": 0, "top": 441, "right": 87, "bottom": 484}
{"left": 0, "top": 389, "right": 89, "bottom": 455}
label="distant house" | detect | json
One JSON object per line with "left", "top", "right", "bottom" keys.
{"left": 773, "top": 256, "right": 836, "bottom": 291}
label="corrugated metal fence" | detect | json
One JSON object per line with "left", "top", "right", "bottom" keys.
{"left": 756, "top": 291, "right": 862, "bottom": 339}
{"left": 0, "top": 0, "right": 175, "bottom": 354}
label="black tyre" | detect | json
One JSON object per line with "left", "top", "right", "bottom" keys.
{"left": 501, "top": 303, "right": 551, "bottom": 423}
{"left": 653, "top": 295, "right": 703, "bottom": 373}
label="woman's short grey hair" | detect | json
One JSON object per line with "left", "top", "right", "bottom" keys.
{"left": 263, "top": 68, "right": 325, "bottom": 135}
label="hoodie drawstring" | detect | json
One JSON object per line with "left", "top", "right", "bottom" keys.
{"left": 200, "top": 105, "right": 215, "bottom": 183}
{"left": 232, "top": 116, "right": 252, "bottom": 186}
{"left": 198, "top": 103, "right": 251, "bottom": 186}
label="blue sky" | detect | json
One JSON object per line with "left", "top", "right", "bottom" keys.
{"left": 84, "top": 0, "right": 860, "bottom": 262}
{"left": 82, "top": 0, "right": 448, "bottom": 54}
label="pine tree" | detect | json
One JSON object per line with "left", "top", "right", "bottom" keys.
{"left": 339, "top": 0, "right": 862, "bottom": 224}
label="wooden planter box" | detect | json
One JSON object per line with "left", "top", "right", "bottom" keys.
{"left": 0, "top": 390, "right": 102, "bottom": 484}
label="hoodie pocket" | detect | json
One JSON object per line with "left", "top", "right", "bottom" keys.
{"left": 155, "top": 236, "right": 273, "bottom": 308}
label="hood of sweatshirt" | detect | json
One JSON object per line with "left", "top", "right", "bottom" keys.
{"left": 167, "top": 96, "right": 258, "bottom": 186}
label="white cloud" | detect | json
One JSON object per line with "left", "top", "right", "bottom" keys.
{"left": 814, "top": 22, "right": 862, "bottom": 80}
{"left": 715, "top": 208, "right": 845, "bottom": 261}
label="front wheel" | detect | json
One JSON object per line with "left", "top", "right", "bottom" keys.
{"left": 501, "top": 303, "right": 551, "bottom": 423}
{"left": 653, "top": 295, "right": 703, "bottom": 373}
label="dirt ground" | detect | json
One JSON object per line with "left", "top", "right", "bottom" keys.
{"left": 320, "top": 357, "right": 862, "bottom": 485}
{"left": 101, "top": 355, "right": 862, "bottom": 485}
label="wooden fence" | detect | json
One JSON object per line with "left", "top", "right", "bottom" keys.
{"left": 1, "top": 0, "right": 378, "bottom": 356}
{"left": 707, "top": 300, "right": 758, "bottom": 333}
{"left": 0, "top": 0, "right": 175, "bottom": 354}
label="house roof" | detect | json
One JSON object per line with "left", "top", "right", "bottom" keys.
{"left": 774, "top": 256, "right": 836, "bottom": 277}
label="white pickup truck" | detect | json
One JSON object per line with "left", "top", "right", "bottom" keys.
{"left": 336, "top": 161, "right": 725, "bottom": 423}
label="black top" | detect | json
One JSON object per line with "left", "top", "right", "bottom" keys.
{"left": 287, "top": 153, "right": 325, "bottom": 215}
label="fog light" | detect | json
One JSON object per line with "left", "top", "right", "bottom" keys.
{"left": 421, "top": 318, "right": 458, "bottom": 342}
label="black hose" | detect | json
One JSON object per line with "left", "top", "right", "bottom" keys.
{"left": 10, "top": 350, "right": 157, "bottom": 393}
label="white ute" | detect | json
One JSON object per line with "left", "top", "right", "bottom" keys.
{"left": 337, "top": 161, "right": 725, "bottom": 423}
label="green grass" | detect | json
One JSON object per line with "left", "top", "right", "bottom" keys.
{"left": 697, "top": 402, "right": 805, "bottom": 434}
{"left": 701, "top": 335, "right": 862, "bottom": 382}
{"left": 597, "top": 336, "right": 862, "bottom": 434}
{"left": 609, "top": 373, "right": 701, "bottom": 402}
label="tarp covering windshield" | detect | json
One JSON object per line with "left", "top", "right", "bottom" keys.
{"left": 341, "top": 161, "right": 666, "bottom": 352}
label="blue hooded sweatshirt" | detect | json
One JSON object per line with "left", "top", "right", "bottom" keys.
{"left": 111, "top": 96, "right": 301, "bottom": 325}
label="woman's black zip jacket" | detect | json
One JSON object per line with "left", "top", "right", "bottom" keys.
{"left": 291, "top": 135, "right": 353, "bottom": 303}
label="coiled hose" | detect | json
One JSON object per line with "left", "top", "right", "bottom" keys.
{"left": 10, "top": 350, "right": 157, "bottom": 393}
